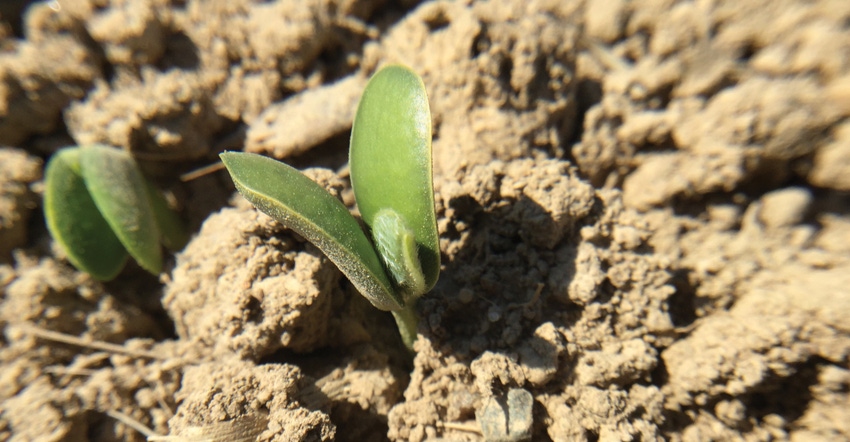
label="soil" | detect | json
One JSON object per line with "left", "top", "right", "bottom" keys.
{"left": 1, "top": 0, "right": 849, "bottom": 441}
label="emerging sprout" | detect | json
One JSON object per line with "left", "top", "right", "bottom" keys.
{"left": 221, "top": 65, "right": 439, "bottom": 348}
{"left": 43, "top": 144, "right": 188, "bottom": 280}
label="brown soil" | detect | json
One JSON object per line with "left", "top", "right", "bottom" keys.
{"left": 1, "top": 0, "right": 849, "bottom": 441}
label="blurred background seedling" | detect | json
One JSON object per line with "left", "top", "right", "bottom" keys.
{"left": 221, "top": 65, "right": 438, "bottom": 349}
{"left": 44, "top": 144, "right": 188, "bottom": 281}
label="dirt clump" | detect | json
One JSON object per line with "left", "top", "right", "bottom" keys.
{"left": 166, "top": 359, "right": 334, "bottom": 441}
{"left": 0, "top": 148, "right": 41, "bottom": 260}
{"left": 163, "top": 202, "right": 340, "bottom": 358}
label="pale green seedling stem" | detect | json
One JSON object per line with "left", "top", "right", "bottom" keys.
{"left": 391, "top": 307, "right": 419, "bottom": 351}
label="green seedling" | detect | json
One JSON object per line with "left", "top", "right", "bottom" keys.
{"left": 44, "top": 144, "right": 188, "bottom": 281}
{"left": 220, "top": 65, "right": 439, "bottom": 349}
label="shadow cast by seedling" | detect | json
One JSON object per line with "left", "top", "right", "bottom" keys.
{"left": 420, "top": 190, "right": 587, "bottom": 440}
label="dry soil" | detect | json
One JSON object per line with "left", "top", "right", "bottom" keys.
{"left": 1, "top": 0, "right": 849, "bottom": 441}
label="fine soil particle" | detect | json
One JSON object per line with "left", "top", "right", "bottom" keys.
{"left": 1, "top": 0, "right": 849, "bottom": 441}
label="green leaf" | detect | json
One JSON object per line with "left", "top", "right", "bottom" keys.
{"left": 371, "top": 208, "right": 426, "bottom": 297}
{"left": 79, "top": 145, "right": 162, "bottom": 275}
{"left": 144, "top": 180, "right": 189, "bottom": 252}
{"left": 43, "top": 148, "right": 128, "bottom": 280}
{"left": 350, "top": 64, "right": 440, "bottom": 296}
{"left": 220, "top": 151, "right": 404, "bottom": 311}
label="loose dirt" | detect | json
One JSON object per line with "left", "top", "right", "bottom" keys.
{"left": 1, "top": 0, "right": 848, "bottom": 441}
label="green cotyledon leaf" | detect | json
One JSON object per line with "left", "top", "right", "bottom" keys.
{"left": 370, "top": 208, "right": 426, "bottom": 299}
{"left": 43, "top": 147, "right": 128, "bottom": 280}
{"left": 349, "top": 64, "right": 440, "bottom": 301}
{"left": 79, "top": 144, "right": 162, "bottom": 275}
{"left": 144, "top": 179, "right": 189, "bottom": 252}
{"left": 220, "top": 151, "right": 404, "bottom": 312}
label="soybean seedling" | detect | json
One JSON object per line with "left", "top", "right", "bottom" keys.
{"left": 220, "top": 65, "right": 439, "bottom": 349}
{"left": 44, "top": 144, "right": 188, "bottom": 281}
